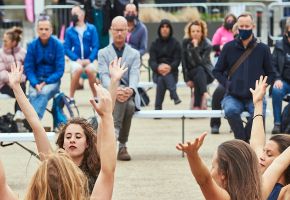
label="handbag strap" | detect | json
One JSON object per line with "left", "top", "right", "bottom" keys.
{"left": 228, "top": 42, "right": 258, "bottom": 79}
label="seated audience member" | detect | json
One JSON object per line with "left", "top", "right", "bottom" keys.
{"left": 182, "top": 20, "right": 214, "bottom": 110}
{"left": 0, "top": 61, "right": 125, "bottom": 199}
{"left": 24, "top": 14, "right": 65, "bottom": 119}
{"left": 124, "top": 3, "right": 148, "bottom": 57}
{"left": 250, "top": 76, "right": 290, "bottom": 200}
{"left": 98, "top": 16, "right": 140, "bottom": 161}
{"left": 210, "top": 14, "right": 237, "bottom": 134}
{"left": 212, "top": 12, "right": 275, "bottom": 142}
{"left": 64, "top": 5, "right": 99, "bottom": 104}
{"left": 0, "top": 27, "right": 26, "bottom": 120}
{"left": 149, "top": 19, "right": 182, "bottom": 110}
{"left": 271, "top": 18, "right": 290, "bottom": 134}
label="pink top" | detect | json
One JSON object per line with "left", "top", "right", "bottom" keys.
{"left": 212, "top": 26, "right": 234, "bottom": 47}
{"left": 0, "top": 46, "right": 26, "bottom": 89}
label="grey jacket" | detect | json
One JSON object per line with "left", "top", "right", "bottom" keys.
{"left": 98, "top": 43, "right": 141, "bottom": 110}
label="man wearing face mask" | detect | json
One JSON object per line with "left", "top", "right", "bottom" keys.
{"left": 213, "top": 12, "right": 275, "bottom": 142}
{"left": 124, "top": 3, "right": 148, "bottom": 57}
{"left": 64, "top": 5, "right": 99, "bottom": 104}
{"left": 271, "top": 19, "right": 290, "bottom": 134}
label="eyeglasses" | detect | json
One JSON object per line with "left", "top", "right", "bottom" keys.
{"left": 112, "top": 28, "right": 127, "bottom": 33}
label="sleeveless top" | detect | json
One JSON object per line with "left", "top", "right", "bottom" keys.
{"left": 267, "top": 183, "right": 284, "bottom": 200}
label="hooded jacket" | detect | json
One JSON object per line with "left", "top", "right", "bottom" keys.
{"left": 149, "top": 19, "right": 181, "bottom": 82}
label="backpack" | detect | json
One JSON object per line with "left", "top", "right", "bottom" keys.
{"left": 0, "top": 112, "right": 18, "bottom": 133}
{"left": 281, "top": 102, "right": 290, "bottom": 134}
{"left": 138, "top": 87, "right": 150, "bottom": 107}
{"left": 50, "top": 93, "right": 79, "bottom": 130}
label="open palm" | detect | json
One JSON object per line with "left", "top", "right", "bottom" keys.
{"left": 176, "top": 132, "right": 207, "bottom": 156}
{"left": 8, "top": 63, "right": 23, "bottom": 88}
{"left": 109, "top": 57, "right": 128, "bottom": 82}
{"left": 250, "top": 76, "right": 268, "bottom": 105}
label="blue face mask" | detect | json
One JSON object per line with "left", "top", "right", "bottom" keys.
{"left": 238, "top": 29, "right": 252, "bottom": 40}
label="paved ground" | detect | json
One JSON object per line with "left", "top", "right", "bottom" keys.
{"left": 0, "top": 67, "right": 277, "bottom": 200}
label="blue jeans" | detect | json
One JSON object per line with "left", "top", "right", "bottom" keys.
{"left": 29, "top": 82, "right": 60, "bottom": 119}
{"left": 272, "top": 81, "right": 290, "bottom": 124}
{"left": 222, "top": 95, "right": 266, "bottom": 142}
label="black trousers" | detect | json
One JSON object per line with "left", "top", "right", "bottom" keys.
{"left": 187, "top": 66, "right": 208, "bottom": 107}
{"left": 0, "top": 82, "right": 26, "bottom": 112}
{"left": 210, "top": 84, "right": 226, "bottom": 128}
{"left": 155, "top": 73, "right": 178, "bottom": 110}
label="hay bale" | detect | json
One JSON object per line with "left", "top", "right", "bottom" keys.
{"left": 139, "top": 7, "right": 179, "bottom": 22}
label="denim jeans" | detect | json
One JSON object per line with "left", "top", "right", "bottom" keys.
{"left": 272, "top": 81, "right": 290, "bottom": 124}
{"left": 222, "top": 95, "right": 266, "bottom": 142}
{"left": 29, "top": 82, "right": 60, "bottom": 119}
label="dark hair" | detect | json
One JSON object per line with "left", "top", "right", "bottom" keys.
{"left": 56, "top": 117, "right": 100, "bottom": 192}
{"left": 223, "top": 13, "right": 237, "bottom": 26}
{"left": 238, "top": 12, "right": 254, "bottom": 21}
{"left": 217, "top": 140, "right": 262, "bottom": 200}
{"left": 186, "top": 19, "right": 208, "bottom": 40}
{"left": 4, "top": 26, "right": 23, "bottom": 45}
{"left": 270, "top": 134, "right": 290, "bottom": 184}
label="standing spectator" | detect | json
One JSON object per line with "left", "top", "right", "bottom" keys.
{"left": 210, "top": 13, "right": 237, "bottom": 134}
{"left": 113, "top": 0, "right": 138, "bottom": 18}
{"left": 149, "top": 19, "right": 181, "bottom": 110}
{"left": 0, "top": 27, "right": 26, "bottom": 121}
{"left": 124, "top": 3, "right": 148, "bottom": 57}
{"left": 98, "top": 16, "right": 140, "bottom": 161}
{"left": 64, "top": 5, "right": 99, "bottom": 104}
{"left": 24, "top": 14, "right": 65, "bottom": 119}
{"left": 271, "top": 19, "right": 290, "bottom": 134}
{"left": 181, "top": 20, "right": 214, "bottom": 110}
{"left": 213, "top": 12, "right": 275, "bottom": 142}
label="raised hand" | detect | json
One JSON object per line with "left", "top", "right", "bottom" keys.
{"left": 249, "top": 76, "right": 268, "bottom": 105}
{"left": 109, "top": 57, "right": 128, "bottom": 82}
{"left": 8, "top": 63, "right": 23, "bottom": 88}
{"left": 176, "top": 132, "right": 207, "bottom": 156}
{"left": 90, "top": 83, "right": 113, "bottom": 117}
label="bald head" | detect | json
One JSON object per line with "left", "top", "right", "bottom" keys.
{"left": 111, "top": 16, "right": 128, "bottom": 46}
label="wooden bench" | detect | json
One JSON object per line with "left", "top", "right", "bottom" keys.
{"left": 0, "top": 132, "right": 55, "bottom": 159}
{"left": 134, "top": 110, "right": 270, "bottom": 157}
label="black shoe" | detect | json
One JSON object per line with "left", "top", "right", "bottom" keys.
{"left": 272, "top": 124, "right": 281, "bottom": 134}
{"left": 117, "top": 147, "right": 131, "bottom": 161}
{"left": 211, "top": 126, "right": 220, "bottom": 134}
{"left": 174, "top": 98, "right": 182, "bottom": 105}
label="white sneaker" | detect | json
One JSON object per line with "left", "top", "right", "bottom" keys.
{"left": 14, "top": 110, "right": 25, "bottom": 121}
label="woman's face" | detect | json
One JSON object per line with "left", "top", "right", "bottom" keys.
{"left": 3, "top": 34, "right": 15, "bottom": 50}
{"left": 210, "top": 151, "right": 226, "bottom": 188}
{"left": 63, "top": 124, "right": 88, "bottom": 165}
{"left": 190, "top": 24, "right": 202, "bottom": 41}
{"left": 259, "top": 140, "right": 281, "bottom": 173}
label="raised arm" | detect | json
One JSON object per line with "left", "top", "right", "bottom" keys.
{"left": 8, "top": 64, "right": 52, "bottom": 160}
{"left": 249, "top": 76, "right": 268, "bottom": 159}
{"left": 262, "top": 146, "right": 290, "bottom": 199}
{"left": 90, "top": 84, "right": 116, "bottom": 200}
{"left": 0, "top": 160, "right": 17, "bottom": 200}
{"left": 176, "top": 133, "right": 230, "bottom": 200}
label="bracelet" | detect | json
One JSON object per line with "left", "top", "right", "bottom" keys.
{"left": 253, "top": 114, "right": 263, "bottom": 120}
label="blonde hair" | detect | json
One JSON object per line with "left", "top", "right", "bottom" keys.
{"left": 184, "top": 19, "right": 208, "bottom": 40}
{"left": 25, "top": 151, "right": 89, "bottom": 200}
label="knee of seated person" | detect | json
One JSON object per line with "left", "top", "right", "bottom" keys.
{"left": 272, "top": 87, "right": 284, "bottom": 97}
{"left": 223, "top": 105, "right": 241, "bottom": 117}
{"left": 84, "top": 67, "right": 95, "bottom": 75}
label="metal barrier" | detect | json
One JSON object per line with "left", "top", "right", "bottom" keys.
{"left": 0, "top": 5, "right": 34, "bottom": 46}
{"left": 268, "top": 2, "right": 290, "bottom": 43}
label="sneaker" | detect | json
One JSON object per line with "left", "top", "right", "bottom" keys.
{"left": 211, "top": 125, "right": 220, "bottom": 134}
{"left": 117, "top": 147, "right": 131, "bottom": 161}
{"left": 174, "top": 98, "right": 182, "bottom": 105}
{"left": 272, "top": 124, "right": 281, "bottom": 134}
{"left": 14, "top": 110, "right": 25, "bottom": 121}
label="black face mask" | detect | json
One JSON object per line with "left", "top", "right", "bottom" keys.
{"left": 71, "top": 14, "right": 79, "bottom": 26}
{"left": 224, "top": 21, "right": 234, "bottom": 30}
{"left": 125, "top": 15, "right": 136, "bottom": 22}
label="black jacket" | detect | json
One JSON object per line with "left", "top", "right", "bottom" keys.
{"left": 213, "top": 37, "right": 275, "bottom": 99}
{"left": 272, "top": 36, "right": 290, "bottom": 80}
{"left": 181, "top": 37, "right": 214, "bottom": 82}
{"left": 149, "top": 19, "right": 181, "bottom": 82}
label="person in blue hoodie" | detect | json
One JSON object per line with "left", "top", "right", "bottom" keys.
{"left": 64, "top": 5, "right": 99, "bottom": 104}
{"left": 213, "top": 12, "right": 275, "bottom": 142}
{"left": 24, "top": 14, "right": 65, "bottom": 119}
